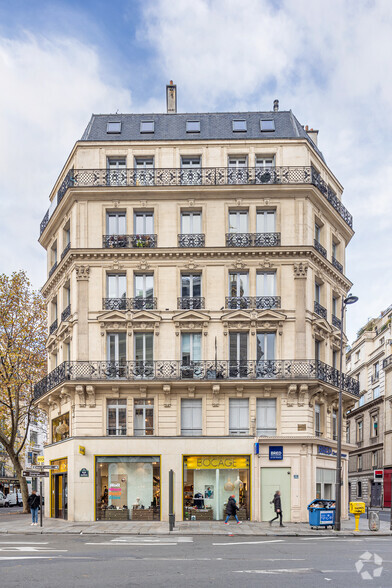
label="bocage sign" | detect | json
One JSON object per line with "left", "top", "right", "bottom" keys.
{"left": 186, "top": 456, "right": 250, "bottom": 470}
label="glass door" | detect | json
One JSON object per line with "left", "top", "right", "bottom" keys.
{"left": 181, "top": 333, "right": 202, "bottom": 378}
{"left": 229, "top": 332, "right": 248, "bottom": 377}
{"left": 134, "top": 157, "right": 154, "bottom": 185}
{"left": 181, "top": 156, "right": 201, "bottom": 185}
{"left": 228, "top": 156, "right": 248, "bottom": 184}
{"left": 134, "top": 333, "right": 154, "bottom": 377}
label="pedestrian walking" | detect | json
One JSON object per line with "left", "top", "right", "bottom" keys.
{"left": 28, "top": 490, "right": 40, "bottom": 526}
{"left": 269, "top": 490, "right": 285, "bottom": 527}
{"left": 224, "top": 495, "right": 242, "bottom": 524}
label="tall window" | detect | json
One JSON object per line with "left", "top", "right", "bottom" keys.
{"left": 315, "top": 223, "right": 321, "bottom": 243}
{"left": 372, "top": 451, "right": 379, "bottom": 468}
{"left": 256, "top": 398, "right": 276, "bottom": 436}
{"left": 315, "top": 403, "right": 322, "bottom": 436}
{"left": 134, "top": 212, "right": 154, "bottom": 234}
{"left": 357, "top": 456, "right": 363, "bottom": 472}
{"left": 357, "top": 480, "right": 362, "bottom": 496}
{"left": 257, "top": 210, "right": 276, "bottom": 233}
{"left": 134, "top": 157, "right": 154, "bottom": 185}
{"left": 107, "top": 333, "right": 126, "bottom": 363}
{"left": 134, "top": 399, "right": 154, "bottom": 436}
{"left": 256, "top": 272, "right": 276, "bottom": 296}
{"left": 373, "top": 362, "right": 380, "bottom": 381}
{"left": 181, "top": 333, "right": 202, "bottom": 365}
{"left": 332, "top": 411, "right": 337, "bottom": 441}
{"left": 181, "top": 212, "right": 202, "bottom": 234}
{"left": 332, "top": 241, "right": 337, "bottom": 259}
{"left": 228, "top": 156, "right": 248, "bottom": 184}
{"left": 229, "top": 332, "right": 248, "bottom": 377}
{"left": 373, "top": 386, "right": 380, "bottom": 399}
{"left": 180, "top": 156, "right": 201, "bottom": 185}
{"left": 332, "top": 350, "right": 338, "bottom": 369}
{"left": 134, "top": 274, "right": 154, "bottom": 309}
{"left": 371, "top": 414, "right": 378, "bottom": 437}
{"left": 229, "top": 272, "right": 249, "bottom": 308}
{"left": 229, "top": 398, "right": 249, "bottom": 435}
{"left": 107, "top": 399, "right": 127, "bottom": 436}
{"left": 134, "top": 333, "right": 153, "bottom": 363}
{"left": 256, "top": 333, "right": 275, "bottom": 361}
{"left": 181, "top": 399, "right": 202, "bottom": 436}
{"left": 107, "top": 212, "right": 126, "bottom": 235}
{"left": 332, "top": 296, "right": 338, "bottom": 317}
{"left": 181, "top": 274, "right": 201, "bottom": 298}
{"left": 107, "top": 274, "right": 127, "bottom": 309}
{"left": 315, "top": 282, "right": 321, "bottom": 303}
{"left": 228, "top": 210, "right": 248, "bottom": 233}
{"left": 315, "top": 340, "right": 321, "bottom": 361}
{"left": 346, "top": 421, "right": 350, "bottom": 443}
{"left": 357, "top": 420, "right": 363, "bottom": 442}
{"left": 107, "top": 157, "right": 126, "bottom": 186}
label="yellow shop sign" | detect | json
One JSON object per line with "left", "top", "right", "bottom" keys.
{"left": 186, "top": 456, "right": 249, "bottom": 470}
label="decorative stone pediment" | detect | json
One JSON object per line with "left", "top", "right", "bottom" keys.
{"left": 173, "top": 310, "right": 210, "bottom": 336}
{"left": 130, "top": 311, "right": 161, "bottom": 336}
{"left": 98, "top": 310, "right": 128, "bottom": 324}
{"left": 221, "top": 309, "right": 253, "bottom": 322}
{"left": 312, "top": 317, "right": 333, "bottom": 336}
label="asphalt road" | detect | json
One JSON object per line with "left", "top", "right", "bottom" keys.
{"left": 0, "top": 533, "right": 390, "bottom": 587}
{"left": 0, "top": 506, "right": 24, "bottom": 514}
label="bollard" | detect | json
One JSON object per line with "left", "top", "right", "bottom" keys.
{"left": 169, "top": 469, "right": 175, "bottom": 531}
{"left": 369, "top": 510, "right": 380, "bottom": 531}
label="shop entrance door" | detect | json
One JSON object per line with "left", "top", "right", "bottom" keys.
{"left": 52, "top": 474, "right": 68, "bottom": 520}
{"left": 260, "top": 467, "right": 291, "bottom": 522}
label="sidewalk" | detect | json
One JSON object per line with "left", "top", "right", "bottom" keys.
{"left": 0, "top": 513, "right": 391, "bottom": 536}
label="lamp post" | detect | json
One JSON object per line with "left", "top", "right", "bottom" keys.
{"left": 335, "top": 293, "right": 358, "bottom": 531}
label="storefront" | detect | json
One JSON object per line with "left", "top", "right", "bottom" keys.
{"left": 50, "top": 458, "right": 68, "bottom": 519}
{"left": 183, "top": 455, "right": 250, "bottom": 521}
{"left": 95, "top": 456, "right": 161, "bottom": 521}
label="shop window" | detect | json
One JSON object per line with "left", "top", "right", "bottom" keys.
{"left": 181, "top": 399, "right": 202, "bottom": 436}
{"left": 134, "top": 399, "right": 154, "bottom": 436}
{"left": 107, "top": 399, "right": 127, "bottom": 436}
{"left": 52, "top": 413, "right": 69, "bottom": 443}
{"left": 96, "top": 456, "right": 160, "bottom": 521}
{"left": 256, "top": 398, "right": 276, "bottom": 436}
{"left": 229, "top": 398, "right": 249, "bottom": 435}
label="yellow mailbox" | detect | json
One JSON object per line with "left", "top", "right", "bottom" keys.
{"left": 349, "top": 501, "right": 365, "bottom": 531}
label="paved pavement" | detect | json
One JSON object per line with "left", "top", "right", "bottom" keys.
{"left": 0, "top": 512, "right": 390, "bottom": 536}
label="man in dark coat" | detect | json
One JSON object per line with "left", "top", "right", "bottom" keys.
{"left": 28, "top": 490, "right": 40, "bottom": 526}
{"left": 269, "top": 490, "right": 285, "bottom": 527}
{"left": 224, "top": 495, "right": 242, "bottom": 524}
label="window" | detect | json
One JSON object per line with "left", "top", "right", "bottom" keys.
{"left": 107, "top": 399, "right": 127, "bottom": 436}
{"left": 373, "top": 386, "right": 380, "bottom": 400}
{"left": 181, "top": 399, "right": 202, "bottom": 436}
{"left": 346, "top": 421, "right": 350, "bottom": 443}
{"left": 232, "top": 120, "right": 247, "bottom": 132}
{"left": 315, "top": 282, "right": 321, "bottom": 303}
{"left": 229, "top": 210, "right": 248, "bottom": 233}
{"left": 332, "top": 241, "right": 337, "bottom": 259}
{"left": 357, "top": 420, "right": 363, "bottom": 442}
{"left": 181, "top": 157, "right": 201, "bottom": 185}
{"left": 51, "top": 298, "right": 58, "bottom": 323}
{"left": 357, "top": 480, "right": 362, "bottom": 496}
{"left": 63, "top": 284, "right": 70, "bottom": 307}
{"left": 373, "top": 362, "right": 380, "bottom": 381}
{"left": 316, "top": 468, "right": 336, "bottom": 500}
{"left": 107, "top": 274, "right": 127, "bottom": 309}
{"left": 107, "top": 212, "right": 126, "bottom": 235}
{"left": 186, "top": 120, "right": 200, "bottom": 133}
{"left": 332, "top": 411, "right": 337, "bottom": 441}
{"left": 372, "top": 450, "right": 379, "bottom": 468}
{"left": 134, "top": 274, "right": 154, "bottom": 309}
{"left": 135, "top": 157, "right": 154, "bottom": 169}
{"left": 359, "top": 394, "right": 365, "bottom": 407}
{"left": 256, "top": 332, "right": 275, "bottom": 362}
{"left": 229, "top": 332, "right": 248, "bottom": 377}
{"left": 256, "top": 157, "right": 274, "bottom": 168}
{"left": 30, "top": 431, "right": 38, "bottom": 445}
{"left": 228, "top": 156, "right": 248, "bottom": 184}
{"left": 134, "top": 212, "right": 154, "bottom": 234}
{"left": 181, "top": 274, "right": 201, "bottom": 298}
{"left": 63, "top": 223, "right": 70, "bottom": 247}
{"left": 332, "top": 296, "right": 338, "bottom": 317}
{"left": 134, "top": 399, "right": 154, "bottom": 436}
{"left": 315, "top": 403, "right": 322, "bottom": 436}
{"left": 106, "top": 121, "right": 122, "bottom": 134}
{"left": 63, "top": 341, "right": 70, "bottom": 361}
{"left": 256, "top": 398, "right": 276, "bottom": 436}
{"left": 134, "top": 333, "right": 153, "bottom": 363}
{"left": 357, "top": 455, "right": 363, "bottom": 472}
{"left": 229, "top": 398, "right": 249, "bottom": 434}
{"left": 256, "top": 210, "right": 276, "bottom": 233}
{"left": 140, "top": 120, "right": 154, "bottom": 133}
{"left": 181, "top": 212, "right": 202, "bottom": 234}
{"left": 229, "top": 272, "right": 249, "bottom": 297}
{"left": 107, "top": 333, "right": 126, "bottom": 364}
{"left": 315, "top": 223, "right": 321, "bottom": 243}
{"left": 256, "top": 272, "right": 276, "bottom": 296}
{"left": 355, "top": 349, "right": 361, "bottom": 362}
{"left": 134, "top": 157, "right": 154, "bottom": 186}
{"left": 107, "top": 158, "right": 126, "bottom": 186}
{"left": 315, "top": 340, "right": 321, "bottom": 361}
{"left": 181, "top": 333, "right": 202, "bottom": 378}
{"left": 260, "top": 119, "right": 275, "bottom": 132}
{"left": 52, "top": 413, "right": 70, "bottom": 443}
{"left": 371, "top": 414, "right": 378, "bottom": 437}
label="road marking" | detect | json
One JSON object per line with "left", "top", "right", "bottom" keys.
{"left": 85, "top": 542, "right": 177, "bottom": 546}
{"left": 0, "top": 542, "right": 49, "bottom": 545}
{"left": 0, "top": 547, "right": 67, "bottom": 552}
{"left": 213, "top": 539, "right": 285, "bottom": 546}
{"left": 301, "top": 538, "right": 362, "bottom": 542}
{"left": 0, "top": 556, "right": 56, "bottom": 561}
{"left": 234, "top": 568, "right": 312, "bottom": 574}
{"left": 110, "top": 537, "right": 193, "bottom": 543}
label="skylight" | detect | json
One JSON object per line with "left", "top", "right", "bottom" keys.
{"left": 232, "top": 120, "right": 247, "bottom": 132}
{"left": 106, "top": 122, "right": 122, "bottom": 134}
{"left": 186, "top": 120, "right": 200, "bottom": 133}
{"left": 260, "top": 120, "right": 275, "bottom": 132}
{"left": 140, "top": 121, "right": 155, "bottom": 133}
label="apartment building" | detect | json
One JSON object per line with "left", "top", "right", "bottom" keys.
{"left": 346, "top": 305, "right": 392, "bottom": 506}
{"left": 34, "top": 84, "right": 359, "bottom": 523}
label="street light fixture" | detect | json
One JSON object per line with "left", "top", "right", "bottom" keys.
{"left": 335, "top": 293, "right": 358, "bottom": 531}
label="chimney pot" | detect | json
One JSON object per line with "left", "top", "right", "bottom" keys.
{"left": 166, "top": 81, "right": 177, "bottom": 114}
{"left": 273, "top": 99, "right": 279, "bottom": 112}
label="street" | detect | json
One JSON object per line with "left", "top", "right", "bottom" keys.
{"left": 0, "top": 533, "right": 390, "bottom": 587}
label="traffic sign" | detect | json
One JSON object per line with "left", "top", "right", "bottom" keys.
{"left": 23, "top": 470, "right": 50, "bottom": 478}
{"left": 30, "top": 464, "right": 59, "bottom": 470}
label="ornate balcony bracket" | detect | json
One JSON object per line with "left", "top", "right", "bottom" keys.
{"left": 287, "top": 384, "right": 297, "bottom": 407}
{"left": 163, "top": 384, "right": 171, "bottom": 407}
{"left": 86, "top": 385, "right": 95, "bottom": 408}
{"left": 76, "top": 385, "right": 86, "bottom": 407}
{"left": 212, "top": 384, "right": 220, "bottom": 407}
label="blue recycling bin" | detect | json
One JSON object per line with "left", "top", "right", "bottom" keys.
{"left": 307, "top": 499, "right": 336, "bottom": 529}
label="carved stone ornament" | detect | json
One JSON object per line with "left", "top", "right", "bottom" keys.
{"left": 86, "top": 385, "right": 96, "bottom": 408}
{"left": 298, "top": 384, "right": 308, "bottom": 406}
{"left": 293, "top": 262, "right": 308, "bottom": 278}
{"left": 163, "top": 384, "right": 171, "bottom": 407}
{"left": 212, "top": 384, "right": 220, "bottom": 407}
{"left": 137, "top": 260, "right": 150, "bottom": 271}
{"left": 287, "top": 384, "right": 297, "bottom": 407}
{"left": 60, "top": 387, "right": 72, "bottom": 405}
{"left": 76, "top": 265, "right": 90, "bottom": 281}
{"left": 76, "top": 385, "right": 86, "bottom": 407}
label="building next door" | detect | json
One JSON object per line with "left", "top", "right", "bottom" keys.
{"left": 50, "top": 458, "right": 68, "bottom": 520}
{"left": 260, "top": 467, "right": 291, "bottom": 522}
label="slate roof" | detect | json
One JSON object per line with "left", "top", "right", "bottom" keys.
{"left": 81, "top": 111, "right": 324, "bottom": 161}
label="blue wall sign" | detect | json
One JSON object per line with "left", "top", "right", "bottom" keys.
{"left": 269, "top": 446, "right": 283, "bottom": 460}
{"left": 254, "top": 442, "right": 259, "bottom": 455}
{"left": 318, "top": 445, "right": 347, "bottom": 458}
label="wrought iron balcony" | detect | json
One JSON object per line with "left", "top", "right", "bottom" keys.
{"left": 178, "top": 234, "right": 205, "bottom": 247}
{"left": 61, "top": 242, "right": 71, "bottom": 259}
{"left": 383, "top": 355, "right": 392, "bottom": 370}
{"left": 314, "top": 239, "right": 327, "bottom": 258}
{"left": 102, "top": 297, "right": 157, "bottom": 311}
{"left": 371, "top": 374, "right": 379, "bottom": 384}
{"left": 177, "top": 297, "right": 205, "bottom": 310}
{"left": 40, "top": 166, "right": 354, "bottom": 237}
{"left": 61, "top": 305, "right": 71, "bottom": 322}
{"left": 102, "top": 234, "right": 157, "bottom": 248}
{"left": 34, "top": 358, "right": 360, "bottom": 399}
{"left": 226, "top": 296, "right": 281, "bottom": 310}
{"left": 332, "top": 314, "right": 341, "bottom": 329}
{"left": 49, "top": 319, "right": 58, "bottom": 335}
{"left": 226, "top": 232, "right": 281, "bottom": 247}
{"left": 314, "top": 301, "right": 327, "bottom": 319}
{"left": 332, "top": 256, "right": 343, "bottom": 273}
{"left": 48, "top": 261, "right": 57, "bottom": 277}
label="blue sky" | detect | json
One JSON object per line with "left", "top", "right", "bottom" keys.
{"left": 0, "top": 0, "right": 391, "bottom": 344}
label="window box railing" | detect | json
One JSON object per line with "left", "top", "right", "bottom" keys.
{"left": 314, "top": 301, "right": 327, "bottom": 319}
{"left": 48, "top": 261, "right": 57, "bottom": 278}
{"left": 34, "top": 358, "right": 360, "bottom": 399}
{"left": 107, "top": 428, "right": 127, "bottom": 436}
{"left": 61, "top": 305, "right": 71, "bottom": 322}
{"left": 314, "top": 239, "right": 327, "bottom": 258}
{"left": 49, "top": 319, "right": 58, "bottom": 335}
{"left": 332, "top": 314, "right": 341, "bottom": 329}
{"left": 61, "top": 242, "right": 71, "bottom": 259}
{"left": 178, "top": 234, "right": 205, "bottom": 247}
{"left": 315, "top": 430, "right": 323, "bottom": 437}
{"left": 383, "top": 355, "right": 392, "bottom": 370}
{"left": 229, "top": 429, "right": 250, "bottom": 436}
{"left": 102, "top": 234, "right": 157, "bottom": 248}
{"left": 102, "top": 297, "right": 157, "bottom": 311}
{"left": 226, "top": 232, "right": 281, "bottom": 247}
{"left": 177, "top": 297, "right": 205, "bottom": 310}
{"left": 226, "top": 296, "right": 281, "bottom": 310}
{"left": 332, "top": 256, "right": 343, "bottom": 273}
{"left": 134, "top": 428, "right": 154, "bottom": 436}
{"left": 40, "top": 166, "right": 354, "bottom": 237}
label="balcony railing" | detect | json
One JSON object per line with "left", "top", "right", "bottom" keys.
{"left": 61, "top": 242, "right": 71, "bottom": 260}
{"left": 49, "top": 319, "right": 58, "bottom": 335}
{"left": 226, "top": 232, "right": 281, "bottom": 247}
{"left": 48, "top": 261, "right": 57, "bottom": 278}
{"left": 107, "top": 428, "right": 127, "bottom": 436}
{"left": 383, "top": 355, "right": 392, "bottom": 370}
{"left": 177, "top": 297, "right": 205, "bottom": 310}
{"left": 178, "top": 234, "right": 205, "bottom": 247}
{"left": 332, "top": 314, "right": 341, "bottom": 329}
{"left": 371, "top": 374, "right": 379, "bottom": 384}
{"left": 314, "top": 239, "right": 327, "bottom": 258}
{"left": 39, "top": 166, "right": 354, "bottom": 236}
{"left": 102, "top": 234, "right": 157, "bottom": 248}
{"left": 34, "top": 358, "right": 360, "bottom": 399}
{"left": 102, "top": 297, "right": 157, "bottom": 311}
{"left": 314, "top": 301, "right": 327, "bottom": 319}
{"left": 332, "top": 256, "right": 343, "bottom": 273}
{"left": 61, "top": 305, "right": 71, "bottom": 322}
{"left": 226, "top": 296, "right": 281, "bottom": 310}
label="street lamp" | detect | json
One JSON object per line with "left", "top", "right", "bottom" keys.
{"left": 335, "top": 293, "right": 358, "bottom": 531}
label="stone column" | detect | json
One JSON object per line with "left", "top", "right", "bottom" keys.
{"left": 76, "top": 265, "right": 90, "bottom": 361}
{"left": 293, "top": 262, "right": 308, "bottom": 359}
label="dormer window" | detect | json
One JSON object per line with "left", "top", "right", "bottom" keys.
{"left": 232, "top": 120, "right": 247, "bottom": 132}
{"left": 140, "top": 121, "right": 154, "bottom": 134}
{"left": 260, "top": 120, "right": 275, "bottom": 132}
{"left": 106, "top": 122, "right": 122, "bottom": 134}
{"left": 186, "top": 121, "right": 200, "bottom": 133}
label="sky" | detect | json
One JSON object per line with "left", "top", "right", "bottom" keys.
{"left": 0, "top": 0, "right": 391, "bottom": 344}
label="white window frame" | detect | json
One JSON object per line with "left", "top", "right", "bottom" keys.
{"left": 107, "top": 399, "right": 127, "bottom": 436}
{"left": 134, "top": 399, "right": 154, "bottom": 436}
{"left": 229, "top": 398, "right": 249, "bottom": 435}
{"left": 181, "top": 398, "right": 202, "bottom": 436}
{"left": 256, "top": 398, "right": 276, "bottom": 436}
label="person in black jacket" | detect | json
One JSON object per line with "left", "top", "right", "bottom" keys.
{"left": 224, "top": 495, "right": 242, "bottom": 524}
{"left": 27, "top": 490, "right": 40, "bottom": 526}
{"left": 269, "top": 490, "right": 285, "bottom": 527}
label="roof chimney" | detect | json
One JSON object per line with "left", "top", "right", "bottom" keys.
{"left": 166, "top": 81, "right": 177, "bottom": 114}
{"left": 273, "top": 99, "right": 279, "bottom": 112}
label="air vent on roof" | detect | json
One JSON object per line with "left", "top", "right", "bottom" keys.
{"left": 107, "top": 121, "right": 122, "bottom": 134}
{"left": 232, "top": 120, "right": 247, "bottom": 132}
{"left": 140, "top": 121, "right": 155, "bottom": 134}
{"left": 186, "top": 121, "right": 200, "bottom": 133}
{"left": 260, "top": 120, "right": 275, "bottom": 132}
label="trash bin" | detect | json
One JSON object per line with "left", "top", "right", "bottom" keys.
{"left": 307, "top": 499, "right": 336, "bottom": 529}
